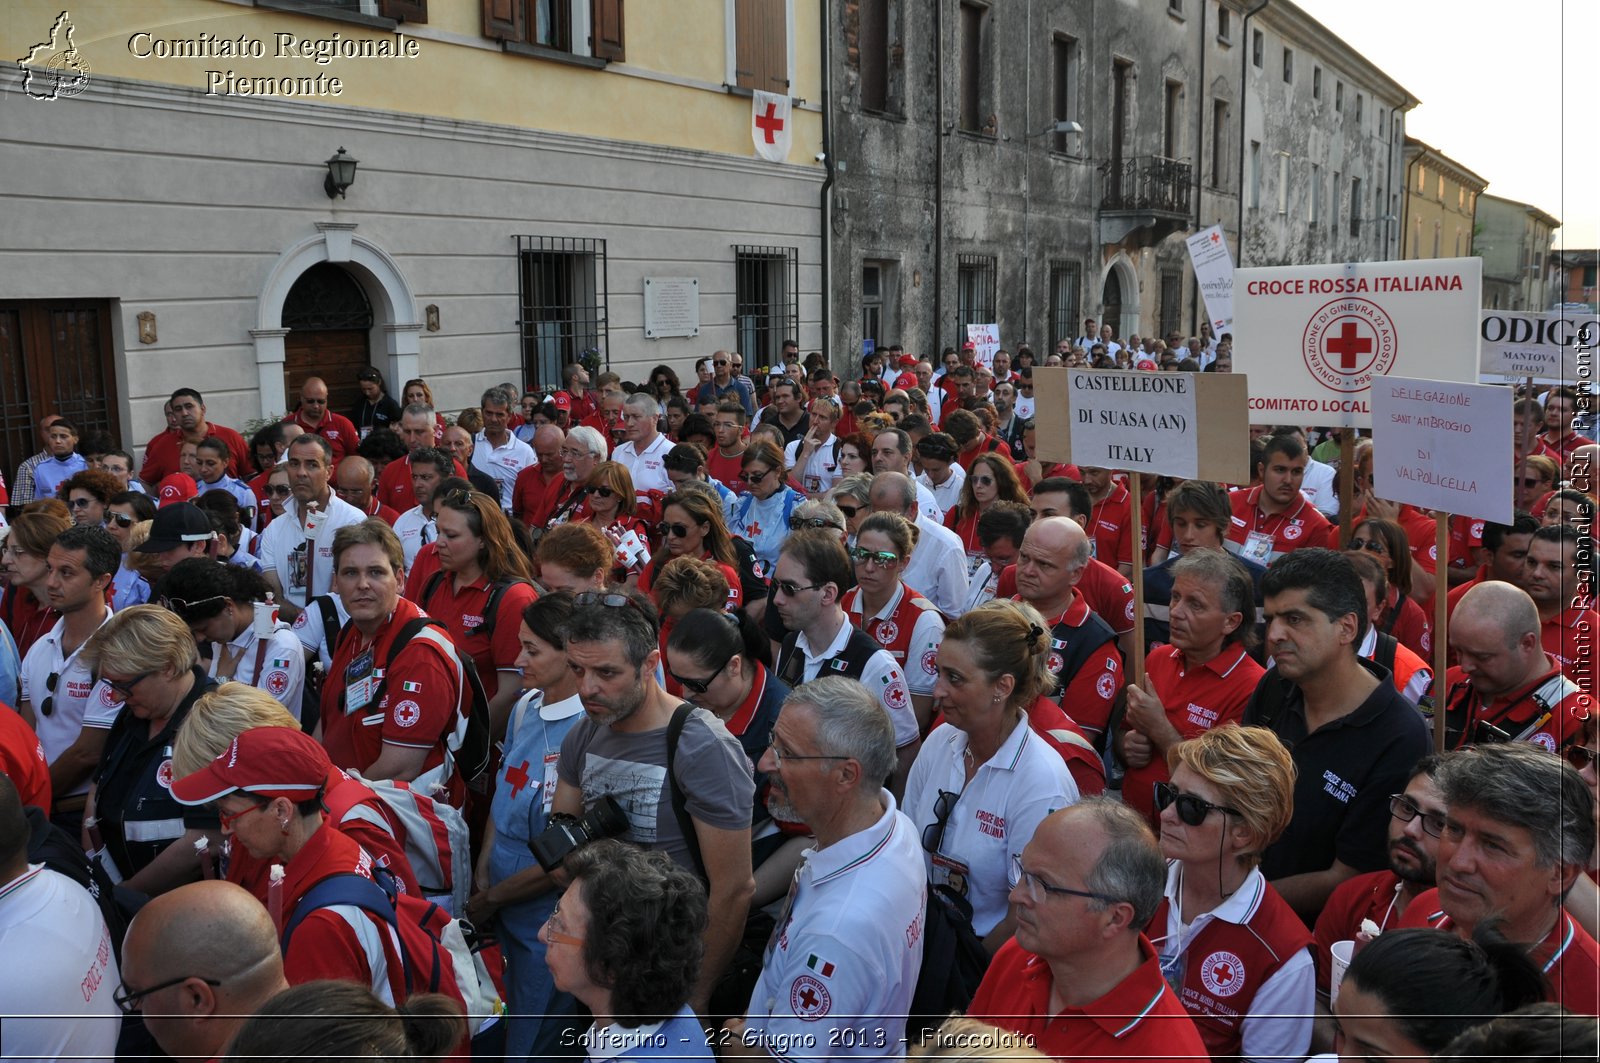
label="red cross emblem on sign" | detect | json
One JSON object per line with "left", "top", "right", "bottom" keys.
{"left": 1209, "top": 231, "right": 1221, "bottom": 244}
{"left": 505, "top": 760, "right": 531, "bottom": 797}
{"left": 1325, "top": 321, "right": 1373, "bottom": 370}
{"left": 756, "top": 102, "right": 785, "bottom": 144}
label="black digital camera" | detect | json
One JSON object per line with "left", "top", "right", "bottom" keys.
{"left": 529, "top": 795, "right": 630, "bottom": 871}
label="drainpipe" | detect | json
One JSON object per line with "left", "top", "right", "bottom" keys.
{"left": 819, "top": 0, "right": 834, "bottom": 360}
{"left": 1191, "top": 0, "right": 1207, "bottom": 334}
{"left": 933, "top": 0, "right": 944, "bottom": 357}
{"left": 1236, "top": 0, "right": 1270, "bottom": 270}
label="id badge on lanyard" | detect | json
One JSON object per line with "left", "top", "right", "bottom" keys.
{"left": 344, "top": 646, "right": 379, "bottom": 713}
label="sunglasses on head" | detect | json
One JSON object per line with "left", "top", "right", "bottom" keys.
{"left": 1152, "top": 781, "right": 1241, "bottom": 826}
{"left": 788, "top": 516, "right": 840, "bottom": 532}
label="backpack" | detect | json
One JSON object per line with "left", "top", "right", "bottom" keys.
{"left": 335, "top": 616, "right": 494, "bottom": 794}
{"left": 417, "top": 573, "right": 533, "bottom": 649}
{"left": 907, "top": 885, "right": 991, "bottom": 1045}
{"left": 332, "top": 770, "right": 474, "bottom": 916}
{"left": 297, "top": 594, "right": 343, "bottom": 732}
{"left": 282, "top": 866, "right": 500, "bottom": 1037}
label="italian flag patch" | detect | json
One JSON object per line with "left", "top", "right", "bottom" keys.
{"left": 271, "top": 658, "right": 292, "bottom": 669}
{"left": 402, "top": 681, "right": 422, "bottom": 693}
{"left": 806, "top": 954, "right": 836, "bottom": 978}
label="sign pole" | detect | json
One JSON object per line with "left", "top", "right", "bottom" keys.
{"left": 1128, "top": 471, "right": 1147, "bottom": 686}
{"left": 1338, "top": 432, "right": 1355, "bottom": 547}
{"left": 1433, "top": 515, "right": 1450, "bottom": 750}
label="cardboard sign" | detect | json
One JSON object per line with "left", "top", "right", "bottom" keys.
{"left": 1479, "top": 310, "right": 1598, "bottom": 383}
{"left": 1371, "top": 376, "right": 1512, "bottom": 524}
{"left": 1233, "top": 257, "right": 1481, "bottom": 428}
{"left": 966, "top": 323, "right": 999, "bottom": 371}
{"left": 1032, "top": 367, "right": 1250, "bottom": 483}
{"left": 1185, "top": 224, "right": 1235, "bottom": 334}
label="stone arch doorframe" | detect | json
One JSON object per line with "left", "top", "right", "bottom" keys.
{"left": 1098, "top": 252, "right": 1142, "bottom": 342}
{"left": 251, "top": 222, "right": 422, "bottom": 417}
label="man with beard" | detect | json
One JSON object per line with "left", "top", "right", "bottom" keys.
{"left": 550, "top": 590, "right": 754, "bottom": 1014}
{"left": 1312, "top": 756, "right": 1444, "bottom": 993}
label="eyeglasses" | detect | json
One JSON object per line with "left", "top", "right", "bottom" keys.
{"left": 559, "top": 447, "right": 589, "bottom": 460}
{"left": 40, "top": 671, "right": 60, "bottom": 718}
{"left": 740, "top": 468, "right": 774, "bottom": 485}
{"left": 849, "top": 547, "right": 900, "bottom": 568}
{"left": 1347, "top": 537, "right": 1386, "bottom": 554}
{"left": 266, "top": 484, "right": 292, "bottom": 497}
{"left": 109, "top": 513, "right": 137, "bottom": 528}
{"left": 160, "top": 595, "right": 228, "bottom": 618}
{"left": 669, "top": 653, "right": 733, "bottom": 696}
{"left": 1009, "top": 854, "right": 1119, "bottom": 905}
{"left": 1519, "top": 477, "right": 1545, "bottom": 488}
{"left": 789, "top": 516, "right": 841, "bottom": 532}
{"left": 218, "top": 799, "right": 270, "bottom": 832}
{"left": 1564, "top": 744, "right": 1599, "bottom": 772}
{"left": 836, "top": 504, "right": 861, "bottom": 519}
{"left": 114, "top": 974, "right": 222, "bottom": 1015}
{"left": 1388, "top": 794, "right": 1447, "bottom": 838}
{"left": 543, "top": 903, "right": 586, "bottom": 949}
{"left": 922, "top": 788, "right": 961, "bottom": 854}
{"left": 657, "top": 521, "right": 696, "bottom": 539}
{"left": 67, "top": 496, "right": 96, "bottom": 509}
{"left": 591, "top": 485, "right": 616, "bottom": 499}
{"left": 768, "top": 742, "right": 847, "bottom": 768}
{"left": 970, "top": 475, "right": 995, "bottom": 486}
{"left": 103, "top": 670, "right": 157, "bottom": 701}
{"left": 1153, "top": 782, "right": 1242, "bottom": 826}
{"left": 773, "top": 579, "right": 823, "bottom": 598}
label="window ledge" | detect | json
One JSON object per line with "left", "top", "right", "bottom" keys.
{"left": 956, "top": 129, "right": 998, "bottom": 143}
{"left": 505, "top": 42, "right": 608, "bottom": 69}
{"left": 860, "top": 107, "right": 907, "bottom": 122}
{"left": 1168, "top": 7, "right": 1187, "bottom": 23}
{"left": 724, "top": 84, "right": 806, "bottom": 106}
{"left": 1217, "top": 34, "right": 1232, "bottom": 46}
{"left": 255, "top": 0, "right": 397, "bottom": 30}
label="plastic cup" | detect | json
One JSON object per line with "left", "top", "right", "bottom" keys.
{"left": 1329, "top": 939, "right": 1355, "bottom": 1006}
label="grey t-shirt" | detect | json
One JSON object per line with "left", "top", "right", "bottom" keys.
{"left": 557, "top": 705, "right": 755, "bottom": 872}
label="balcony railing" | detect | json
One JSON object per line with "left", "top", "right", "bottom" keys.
{"left": 1100, "top": 154, "right": 1192, "bottom": 215}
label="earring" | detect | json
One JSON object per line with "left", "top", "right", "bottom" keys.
{"left": 279, "top": 820, "right": 290, "bottom": 835}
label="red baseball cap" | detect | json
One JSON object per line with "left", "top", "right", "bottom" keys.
{"left": 897, "top": 354, "right": 918, "bottom": 368}
{"left": 552, "top": 392, "right": 573, "bottom": 412}
{"left": 962, "top": 341, "right": 977, "bottom": 351}
{"left": 894, "top": 372, "right": 918, "bottom": 390}
{"left": 170, "top": 726, "right": 332, "bottom": 806}
{"left": 157, "top": 473, "right": 198, "bottom": 507}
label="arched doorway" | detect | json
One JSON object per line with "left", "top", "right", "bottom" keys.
{"left": 282, "top": 263, "right": 373, "bottom": 415}
{"left": 1102, "top": 270, "right": 1123, "bottom": 340}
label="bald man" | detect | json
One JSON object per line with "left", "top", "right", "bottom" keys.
{"left": 333, "top": 454, "right": 400, "bottom": 525}
{"left": 1014, "top": 516, "right": 1124, "bottom": 742}
{"left": 511, "top": 423, "right": 569, "bottom": 527}
{"left": 1441, "top": 580, "right": 1592, "bottom": 750}
{"left": 118, "top": 880, "right": 290, "bottom": 1060}
{"left": 286, "top": 376, "right": 360, "bottom": 463}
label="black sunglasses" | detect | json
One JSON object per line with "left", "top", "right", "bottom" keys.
{"left": 1564, "top": 744, "right": 1599, "bottom": 772}
{"left": 922, "top": 788, "right": 961, "bottom": 854}
{"left": 669, "top": 653, "right": 734, "bottom": 696}
{"left": 836, "top": 504, "right": 861, "bottom": 518}
{"left": 591, "top": 485, "right": 616, "bottom": 499}
{"left": 1153, "top": 782, "right": 1241, "bottom": 826}
{"left": 657, "top": 521, "right": 696, "bottom": 539}
{"left": 109, "top": 513, "right": 137, "bottom": 528}
{"left": 788, "top": 516, "right": 841, "bottom": 532}
{"left": 1347, "top": 536, "right": 1386, "bottom": 553}
{"left": 40, "top": 670, "right": 59, "bottom": 718}
{"left": 265, "top": 484, "right": 292, "bottom": 497}
{"left": 740, "top": 469, "right": 773, "bottom": 484}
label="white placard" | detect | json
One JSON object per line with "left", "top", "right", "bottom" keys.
{"left": 643, "top": 277, "right": 699, "bottom": 339}
{"left": 966, "top": 323, "right": 999, "bottom": 371}
{"left": 1479, "top": 310, "right": 1598, "bottom": 383}
{"left": 1371, "top": 376, "right": 1512, "bottom": 524}
{"left": 1185, "top": 224, "right": 1235, "bottom": 334}
{"left": 1233, "top": 257, "right": 1482, "bottom": 428}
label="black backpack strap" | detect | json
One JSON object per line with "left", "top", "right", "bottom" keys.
{"left": 314, "top": 594, "right": 342, "bottom": 652}
{"left": 1373, "top": 631, "right": 1399, "bottom": 676}
{"left": 360, "top": 616, "right": 439, "bottom": 716}
{"left": 665, "top": 703, "right": 709, "bottom": 884}
{"left": 420, "top": 571, "right": 446, "bottom": 613}
{"left": 775, "top": 632, "right": 806, "bottom": 690}
{"left": 478, "top": 578, "right": 531, "bottom": 645}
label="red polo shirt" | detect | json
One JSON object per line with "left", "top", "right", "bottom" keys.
{"left": 1122, "top": 643, "right": 1264, "bottom": 825}
{"left": 361, "top": 497, "right": 401, "bottom": 526}
{"left": 320, "top": 598, "right": 460, "bottom": 778}
{"left": 0, "top": 705, "right": 52, "bottom": 811}
{"left": 511, "top": 464, "right": 565, "bottom": 526}
{"left": 970, "top": 936, "right": 1208, "bottom": 1063}
{"left": 403, "top": 543, "right": 443, "bottom": 603}
{"left": 1400, "top": 892, "right": 1600, "bottom": 1016}
{"left": 1087, "top": 484, "right": 1134, "bottom": 568}
{"left": 1312, "top": 869, "right": 1405, "bottom": 989}
{"left": 1535, "top": 431, "right": 1596, "bottom": 468}
{"left": 374, "top": 453, "right": 468, "bottom": 514}
{"left": 285, "top": 409, "right": 361, "bottom": 464}
{"left": 1543, "top": 606, "right": 1600, "bottom": 701}
{"left": 140, "top": 423, "right": 251, "bottom": 484}
{"left": 418, "top": 573, "right": 538, "bottom": 704}
{"left": 1448, "top": 515, "right": 1485, "bottom": 572}
{"left": 1226, "top": 486, "right": 1331, "bottom": 564}
{"left": 995, "top": 559, "right": 1136, "bottom": 638}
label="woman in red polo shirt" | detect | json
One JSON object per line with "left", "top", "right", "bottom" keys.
{"left": 637, "top": 489, "right": 742, "bottom": 609}
{"left": 419, "top": 489, "right": 537, "bottom": 738}
{"left": 943, "top": 453, "right": 1029, "bottom": 571}
{"left": 572, "top": 462, "right": 651, "bottom": 590}
{"left": 1146, "top": 725, "right": 1314, "bottom": 1061}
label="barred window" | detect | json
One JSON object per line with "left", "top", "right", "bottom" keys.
{"left": 516, "top": 235, "right": 609, "bottom": 390}
{"left": 957, "top": 254, "right": 997, "bottom": 332}
{"left": 734, "top": 245, "right": 799, "bottom": 368}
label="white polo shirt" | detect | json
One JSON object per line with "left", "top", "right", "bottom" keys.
{"left": 917, "top": 463, "right": 965, "bottom": 516}
{"left": 784, "top": 435, "right": 841, "bottom": 496}
{"left": 472, "top": 431, "right": 536, "bottom": 511}
{"left": 745, "top": 792, "right": 926, "bottom": 1060}
{"left": 912, "top": 479, "right": 944, "bottom": 523}
{"left": 393, "top": 505, "right": 436, "bottom": 572}
{"left": 206, "top": 621, "right": 306, "bottom": 711}
{"left": 843, "top": 583, "right": 945, "bottom": 696}
{"left": 20, "top": 611, "right": 117, "bottom": 796}
{"left": 901, "top": 513, "right": 969, "bottom": 619}
{"left": 902, "top": 718, "right": 1078, "bottom": 935}
{"left": 257, "top": 494, "right": 366, "bottom": 608}
{"left": 792, "top": 619, "right": 918, "bottom": 748}
{"left": 613, "top": 431, "right": 674, "bottom": 498}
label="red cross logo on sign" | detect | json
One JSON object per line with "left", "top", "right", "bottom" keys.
{"left": 1325, "top": 321, "right": 1373, "bottom": 370}
{"left": 1302, "top": 297, "right": 1397, "bottom": 393}
{"left": 752, "top": 90, "right": 791, "bottom": 163}
{"left": 755, "top": 102, "right": 784, "bottom": 144}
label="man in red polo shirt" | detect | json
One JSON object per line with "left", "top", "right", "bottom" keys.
{"left": 1227, "top": 433, "right": 1330, "bottom": 566}
{"left": 283, "top": 377, "right": 360, "bottom": 465}
{"left": 1533, "top": 385, "right": 1596, "bottom": 468}
{"left": 1398, "top": 743, "right": 1599, "bottom": 1016}
{"left": 374, "top": 404, "right": 467, "bottom": 513}
{"left": 510, "top": 424, "right": 567, "bottom": 528}
{"left": 319, "top": 520, "right": 466, "bottom": 798}
{"left": 1078, "top": 466, "right": 1134, "bottom": 576}
{"left": 140, "top": 388, "right": 251, "bottom": 484}
{"left": 1447, "top": 513, "right": 1539, "bottom": 619}
{"left": 970, "top": 799, "right": 1208, "bottom": 1062}
{"left": 333, "top": 456, "right": 400, "bottom": 526}
{"left": 1519, "top": 524, "right": 1599, "bottom": 694}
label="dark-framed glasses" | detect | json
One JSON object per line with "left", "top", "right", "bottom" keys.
{"left": 1153, "top": 781, "right": 1241, "bottom": 826}
{"left": 921, "top": 788, "right": 961, "bottom": 854}
{"left": 103, "top": 670, "right": 157, "bottom": 701}
{"left": 669, "top": 653, "right": 734, "bottom": 696}
{"left": 848, "top": 547, "right": 899, "bottom": 569}
{"left": 773, "top": 579, "right": 822, "bottom": 598}
{"left": 657, "top": 521, "right": 694, "bottom": 539}
{"left": 39, "top": 671, "right": 60, "bottom": 718}
{"left": 740, "top": 468, "right": 774, "bottom": 485}
{"left": 1346, "top": 536, "right": 1386, "bottom": 554}
{"left": 114, "top": 974, "right": 222, "bottom": 1014}
{"left": 1387, "top": 794, "right": 1447, "bottom": 838}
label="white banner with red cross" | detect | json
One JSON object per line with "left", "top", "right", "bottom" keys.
{"left": 752, "top": 90, "right": 792, "bottom": 163}
{"left": 1232, "top": 257, "right": 1481, "bottom": 429}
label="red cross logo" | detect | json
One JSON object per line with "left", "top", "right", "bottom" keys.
{"left": 747, "top": 520, "right": 762, "bottom": 538}
{"left": 1213, "top": 962, "right": 1235, "bottom": 985}
{"left": 1325, "top": 321, "right": 1373, "bottom": 371}
{"left": 505, "top": 760, "right": 531, "bottom": 797}
{"left": 798, "top": 986, "right": 819, "bottom": 1009}
{"left": 755, "top": 102, "right": 785, "bottom": 144}
{"left": 1209, "top": 231, "right": 1221, "bottom": 244}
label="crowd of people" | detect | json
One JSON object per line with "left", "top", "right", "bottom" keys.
{"left": 0, "top": 331, "right": 1597, "bottom": 1062}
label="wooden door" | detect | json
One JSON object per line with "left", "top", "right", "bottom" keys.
{"left": 280, "top": 263, "right": 374, "bottom": 416}
{"left": 0, "top": 300, "right": 119, "bottom": 488}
